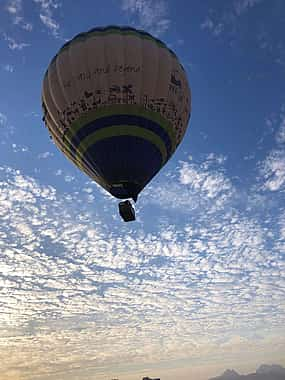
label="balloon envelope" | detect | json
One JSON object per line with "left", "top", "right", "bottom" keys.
{"left": 42, "top": 26, "right": 191, "bottom": 200}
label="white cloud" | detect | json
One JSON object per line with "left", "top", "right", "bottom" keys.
{"left": 0, "top": 152, "right": 284, "bottom": 378}
{"left": 11, "top": 143, "right": 29, "bottom": 152}
{"left": 276, "top": 112, "right": 285, "bottom": 144}
{"left": 13, "top": 16, "right": 33, "bottom": 31}
{"left": 39, "top": 13, "right": 59, "bottom": 32}
{"left": 15, "top": 222, "right": 33, "bottom": 237}
{"left": 200, "top": 0, "right": 263, "bottom": 37}
{"left": 234, "top": 0, "right": 263, "bottom": 15}
{"left": 201, "top": 1, "right": 283, "bottom": 71}
{"left": 6, "top": 0, "right": 22, "bottom": 14}
{"left": 200, "top": 17, "right": 214, "bottom": 31}
{"left": 121, "top": 0, "right": 170, "bottom": 36}
{"left": 24, "top": 111, "right": 40, "bottom": 118}
{"left": 3, "top": 33, "right": 30, "bottom": 50}
{"left": 38, "top": 151, "right": 53, "bottom": 159}
{"left": 1, "top": 64, "right": 15, "bottom": 73}
{"left": 258, "top": 106, "right": 285, "bottom": 192}
{"left": 260, "top": 149, "right": 285, "bottom": 192}
{"left": 0, "top": 112, "right": 16, "bottom": 143}
{"left": 33, "top": 0, "right": 61, "bottom": 38}
{"left": 200, "top": 17, "right": 224, "bottom": 37}
{"left": 179, "top": 161, "right": 232, "bottom": 198}
{"left": 64, "top": 175, "right": 75, "bottom": 182}
{"left": 144, "top": 157, "right": 234, "bottom": 215}
{"left": 0, "top": 112, "right": 8, "bottom": 126}
{"left": 5, "top": 0, "right": 33, "bottom": 31}
{"left": 206, "top": 153, "right": 227, "bottom": 165}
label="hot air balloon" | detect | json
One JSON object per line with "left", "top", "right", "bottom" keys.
{"left": 42, "top": 26, "right": 191, "bottom": 221}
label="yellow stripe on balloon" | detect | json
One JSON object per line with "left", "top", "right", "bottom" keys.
{"left": 75, "top": 125, "right": 168, "bottom": 167}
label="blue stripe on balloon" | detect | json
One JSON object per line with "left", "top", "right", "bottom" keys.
{"left": 68, "top": 114, "right": 172, "bottom": 159}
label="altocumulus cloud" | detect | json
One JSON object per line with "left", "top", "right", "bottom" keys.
{"left": 200, "top": 0, "right": 285, "bottom": 70}
{"left": 143, "top": 154, "right": 234, "bottom": 215}
{"left": 3, "top": 33, "right": 30, "bottom": 50}
{"left": 0, "top": 149, "right": 284, "bottom": 378}
{"left": 1, "top": 64, "right": 14, "bottom": 73}
{"left": 5, "top": 0, "right": 33, "bottom": 31}
{"left": 33, "top": 0, "right": 61, "bottom": 38}
{"left": 0, "top": 112, "right": 8, "bottom": 126}
{"left": 200, "top": 0, "right": 264, "bottom": 37}
{"left": 121, "top": 0, "right": 171, "bottom": 37}
{"left": 258, "top": 106, "right": 285, "bottom": 192}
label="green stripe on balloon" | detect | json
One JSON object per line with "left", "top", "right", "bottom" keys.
{"left": 65, "top": 105, "right": 176, "bottom": 153}
{"left": 75, "top": 125, "right": 167, "bottom": 168}
{"left": 58, "top": 28, "right": 177, "bottom": 60}
{"left": 69, "top": 30, "right": 166, "bottom": 49}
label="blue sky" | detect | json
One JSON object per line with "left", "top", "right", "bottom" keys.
{"left": 0, "top": 1, "right": 285, "bottom": 380}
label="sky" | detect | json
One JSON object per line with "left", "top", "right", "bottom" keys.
{"left": 0, "top": 0, "right": 285, "bottom": 380}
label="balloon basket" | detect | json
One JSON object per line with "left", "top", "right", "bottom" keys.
{"left": 118, "top": 200, "right": 136, "bottom": 222}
